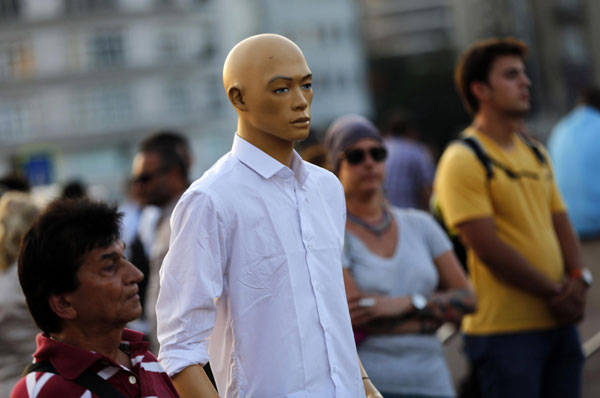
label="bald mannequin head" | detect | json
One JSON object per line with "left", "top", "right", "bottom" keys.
{"left": 223, "top": 34, "right": 313, "bottom": 165}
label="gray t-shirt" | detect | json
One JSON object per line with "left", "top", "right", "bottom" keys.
{"left": 343, "top": 208, "right": 455, "bottom": 397}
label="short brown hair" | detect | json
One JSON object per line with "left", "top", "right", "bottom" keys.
{"left": 454, "top": 37, "right": 528, "bottom": 114}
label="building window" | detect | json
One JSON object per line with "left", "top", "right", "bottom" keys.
{"left": 0, "top": 0, "right": 20, "bottom": 19}
{"left": 73, "top": 85, "right": 134, "bottom": 132}
{"left": 64, "top": 0, "right": 116, "bottom": 14}
{"left": 0, "top": 102, "right": 27, "bottom": 142}
{"left": 89, "top": 30, "right": 125, "bottom": 68}
{"left": 164, "top": 79, "right": 191, "bottom": 119}
{"left": 158, "top": 30, "right": 181, "bottom": 61}
{"left": 0, "top": 39, "right": 34, "bottom": 81}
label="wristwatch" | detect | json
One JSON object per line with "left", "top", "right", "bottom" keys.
{"left": 411, "top": 293, "right": 428, "bottom": 312}
{"left": 571, "top": 268, "right": 593, "bottom": 287}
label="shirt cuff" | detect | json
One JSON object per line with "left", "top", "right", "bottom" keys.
{"left": 158, "top": 346, "right": 210, "bottom": 377}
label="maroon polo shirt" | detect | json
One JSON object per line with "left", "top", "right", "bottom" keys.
{"left": 10, "top": 329, "right": 178, "bottom": 398}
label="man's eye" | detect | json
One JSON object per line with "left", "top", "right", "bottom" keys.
{"left": 301, "top": 83, "right": 312, "bottom": 90}
{"left": 273, "top": 87, "right": 289, "bottom": 94}
{"left": 103, "top": 263, "right": 118, "bottom": 272}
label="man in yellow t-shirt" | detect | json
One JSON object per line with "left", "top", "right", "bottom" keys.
{"left": 434, "top": 38, "right": 589, "bottom": 398}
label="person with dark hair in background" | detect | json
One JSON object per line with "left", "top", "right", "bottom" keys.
{"left": 382, "top": 108, "right": 435, "bottom": 210}
{"left": 60, "top": 179, "right": 87, "bottom": 199}
{"left": 434, "top": 38, "right": 588, "bottom": 398}
{"left": 10, "top": 198, "right": 179, "bottom": 398}
{"left": 0, "top": 174, "right": 30, "bottom": 196}
{"left": 130, "top": 131, "right": 191, "bottom": 353}
{"left": 0, "top": 192, "right": 40, "bottom": 397}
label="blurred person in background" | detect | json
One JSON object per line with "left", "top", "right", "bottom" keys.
{"left": 0, "top": 192, "right": 40, "bottom": 397}
{"left": 0, "top": 174, "right": 30, "bottom": 197}
{"left": 118, "top": 179, "right": 156, "bottom": 334}
{"left": 326, "top": 114, "right": 476, "bottom": 398}
{"left": 298, "top": 142, "right": 332, "bottom": 170}
{"left": 60, "top": 180, "right": 87, "bottom": 199}
{"left": 548, "top": 85, "right": 600, "bottom": 260}
{"left": 435, "top": 38, "right": 587, "bottom": 398}
{"left": 11, "top": 198, "right": 178, "bottom": 398}
{"left": 130, "top": 131, "right": 191, "bottom": 353}
{"left": 382, "top": 108, "right": 435, "bottom": 210}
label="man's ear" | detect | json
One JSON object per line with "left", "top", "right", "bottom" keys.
{"left": 470, "top": 81, "right": 490, "bottom": 103}
{"left": 228, "top": 86, "right": 247, "bottom": 112}
{"left": 48, "top": 294, "right": 77, "bottom": 321}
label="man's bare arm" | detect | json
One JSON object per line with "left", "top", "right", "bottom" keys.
{"left": 552, "top": 212, "right": 584, "bottom": 275}
{"left": 458, "top": 217, "right": 560, "bottom": 298}
{"left": 549, "top": 211, "right": 587, "bottom": 323}
{"left": 171, "top": 365, "right": 218, "bottom": 398}
{"left": 358, "top": 356, "right": 383, "bottom": 398}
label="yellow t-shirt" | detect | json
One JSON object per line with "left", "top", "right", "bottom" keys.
{"left": 434, "top": 128, "right": 566, "bottom": 335}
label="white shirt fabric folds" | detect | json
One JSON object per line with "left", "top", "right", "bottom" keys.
{"left": 156, "top": 135, "right": 364, "bottom": 398}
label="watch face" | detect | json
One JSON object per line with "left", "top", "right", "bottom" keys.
{"left": 582, "top": 268, "right": 593, "bottom": 285}
{"left": 412, "top": 294, "right": 427, "bottom": 311}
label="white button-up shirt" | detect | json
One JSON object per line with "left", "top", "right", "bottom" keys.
{"left": 156, "top": 135, "right": 364, "bottom": 398}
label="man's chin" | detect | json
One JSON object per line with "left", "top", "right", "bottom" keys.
{"left": 505, "top": 107, "right": 529, "bottom": 119}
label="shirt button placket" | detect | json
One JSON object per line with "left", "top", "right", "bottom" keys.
{"left": 129, "top": 375, "right": 137, "bottom": 384}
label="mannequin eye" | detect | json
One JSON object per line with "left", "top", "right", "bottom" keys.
{"left": 273, "top": 87, "right": 289, "bottom": 94}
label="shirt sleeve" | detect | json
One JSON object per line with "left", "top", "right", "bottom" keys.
{"left": 156, "top": 189, "right": 227, "bottom": 377}
{"left": 417, "top": 210, "right": 453, "bottom": 258}
{"left": 434, "top": 143, "right": 493, "bottom": 228}
{"left": 542, "top": 147, "right": 567, "bottom": 213}
{"left": 416, "top": 146, "right": 435, "bottom": 187}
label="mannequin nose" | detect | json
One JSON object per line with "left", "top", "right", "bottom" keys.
{"left": 292, "top": 89, "right": 308, "bottom": 110}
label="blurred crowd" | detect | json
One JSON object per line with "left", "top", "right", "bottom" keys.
{"left": 1, "top": 35, "right": 598, "bottom": 398}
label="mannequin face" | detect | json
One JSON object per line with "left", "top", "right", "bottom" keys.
{"left": 224, "top": 34, "right": 313, "bottom": 147}
{"left": 243, "top": 57, "right": 312, "bottom": 143}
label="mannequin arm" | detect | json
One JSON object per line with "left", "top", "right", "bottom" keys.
{"left": 358, "top": 356, "right": 383, "bottom": 398}
{"left": 171, "top": 364, "right": 218, "bottom": 398}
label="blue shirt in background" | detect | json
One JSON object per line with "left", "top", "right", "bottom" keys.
{"left": 548, "top": 105, "right": 600, "bottom": 238}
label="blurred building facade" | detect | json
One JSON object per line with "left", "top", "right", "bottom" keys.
{"left": 451, "top": 0, "right": 600, "bottom": 136}
{"left": 361, "top": 0, "right": 600, "bottom": 152}
{"left": 0, "top": 0, "right": 371, "bottom": 199}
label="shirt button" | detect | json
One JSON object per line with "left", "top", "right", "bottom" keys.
{"left": 129, "top": 375, "right": 137, "bottom": 384}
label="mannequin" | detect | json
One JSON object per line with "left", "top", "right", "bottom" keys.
{"left": 161, "top": 33, "right": 381, "bottom": 398}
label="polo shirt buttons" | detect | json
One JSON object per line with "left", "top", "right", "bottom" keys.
{"left": 129, "top": 375, "right": 137, "bottom": 384}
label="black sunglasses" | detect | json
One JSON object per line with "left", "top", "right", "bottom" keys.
{"left": 343, "top": 146, "right": 387, "bottom": 165}
{"left": 132, "top": 168, "right": 168, "bottom": 184}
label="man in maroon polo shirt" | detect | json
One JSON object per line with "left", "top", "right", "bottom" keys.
{"left": 11, "top": 198, "right": 180, "bottom": 398}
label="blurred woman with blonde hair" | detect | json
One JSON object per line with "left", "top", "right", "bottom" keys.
{"left": 0, "top": 191, "right": 40, "bottom": 395}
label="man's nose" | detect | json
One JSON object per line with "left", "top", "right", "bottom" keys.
{"left": 125, "top": 260, "right": 144, "bottom": 283}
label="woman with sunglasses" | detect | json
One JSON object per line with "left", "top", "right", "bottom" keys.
{"left": 325, "top": 114, "right": 476, "bottom": 398}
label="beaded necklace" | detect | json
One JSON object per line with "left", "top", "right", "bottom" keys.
{"left": 347, "top": 205, "right": 392, "bottom": 236}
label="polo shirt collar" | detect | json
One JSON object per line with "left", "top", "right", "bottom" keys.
{"left": 33, "top": 329, "right": 147, "bottom": 380}
{"left": 232, "top": 134, "right": 309, "bottom": 186}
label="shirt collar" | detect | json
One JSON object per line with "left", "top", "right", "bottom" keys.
{"left": 34, "top": 328, "right": 148, "bottom": 380}
{"left": 232, "top": 134, "right": 309, "bottom": 186}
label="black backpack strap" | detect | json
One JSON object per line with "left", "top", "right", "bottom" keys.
{"left": 518, "top": 133, "right": 547, "bottom": 165}
{"left": 23, "top": 361, "right": 56, "bottom": 376}
{"left": 24, "top": 360, "right": 127, "bottom": 398}
{"left": 461, "top": 136, "right": 494, "bottom": 179}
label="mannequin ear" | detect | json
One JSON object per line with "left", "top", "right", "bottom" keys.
{"left": 470, "top": 81, "right": 490, "bottom": 103}
{"left": 48, "top": 294, "right": 77, "bottom": 321}
{"left": 228, "top": 86, "right": 247, "bottom": 112}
